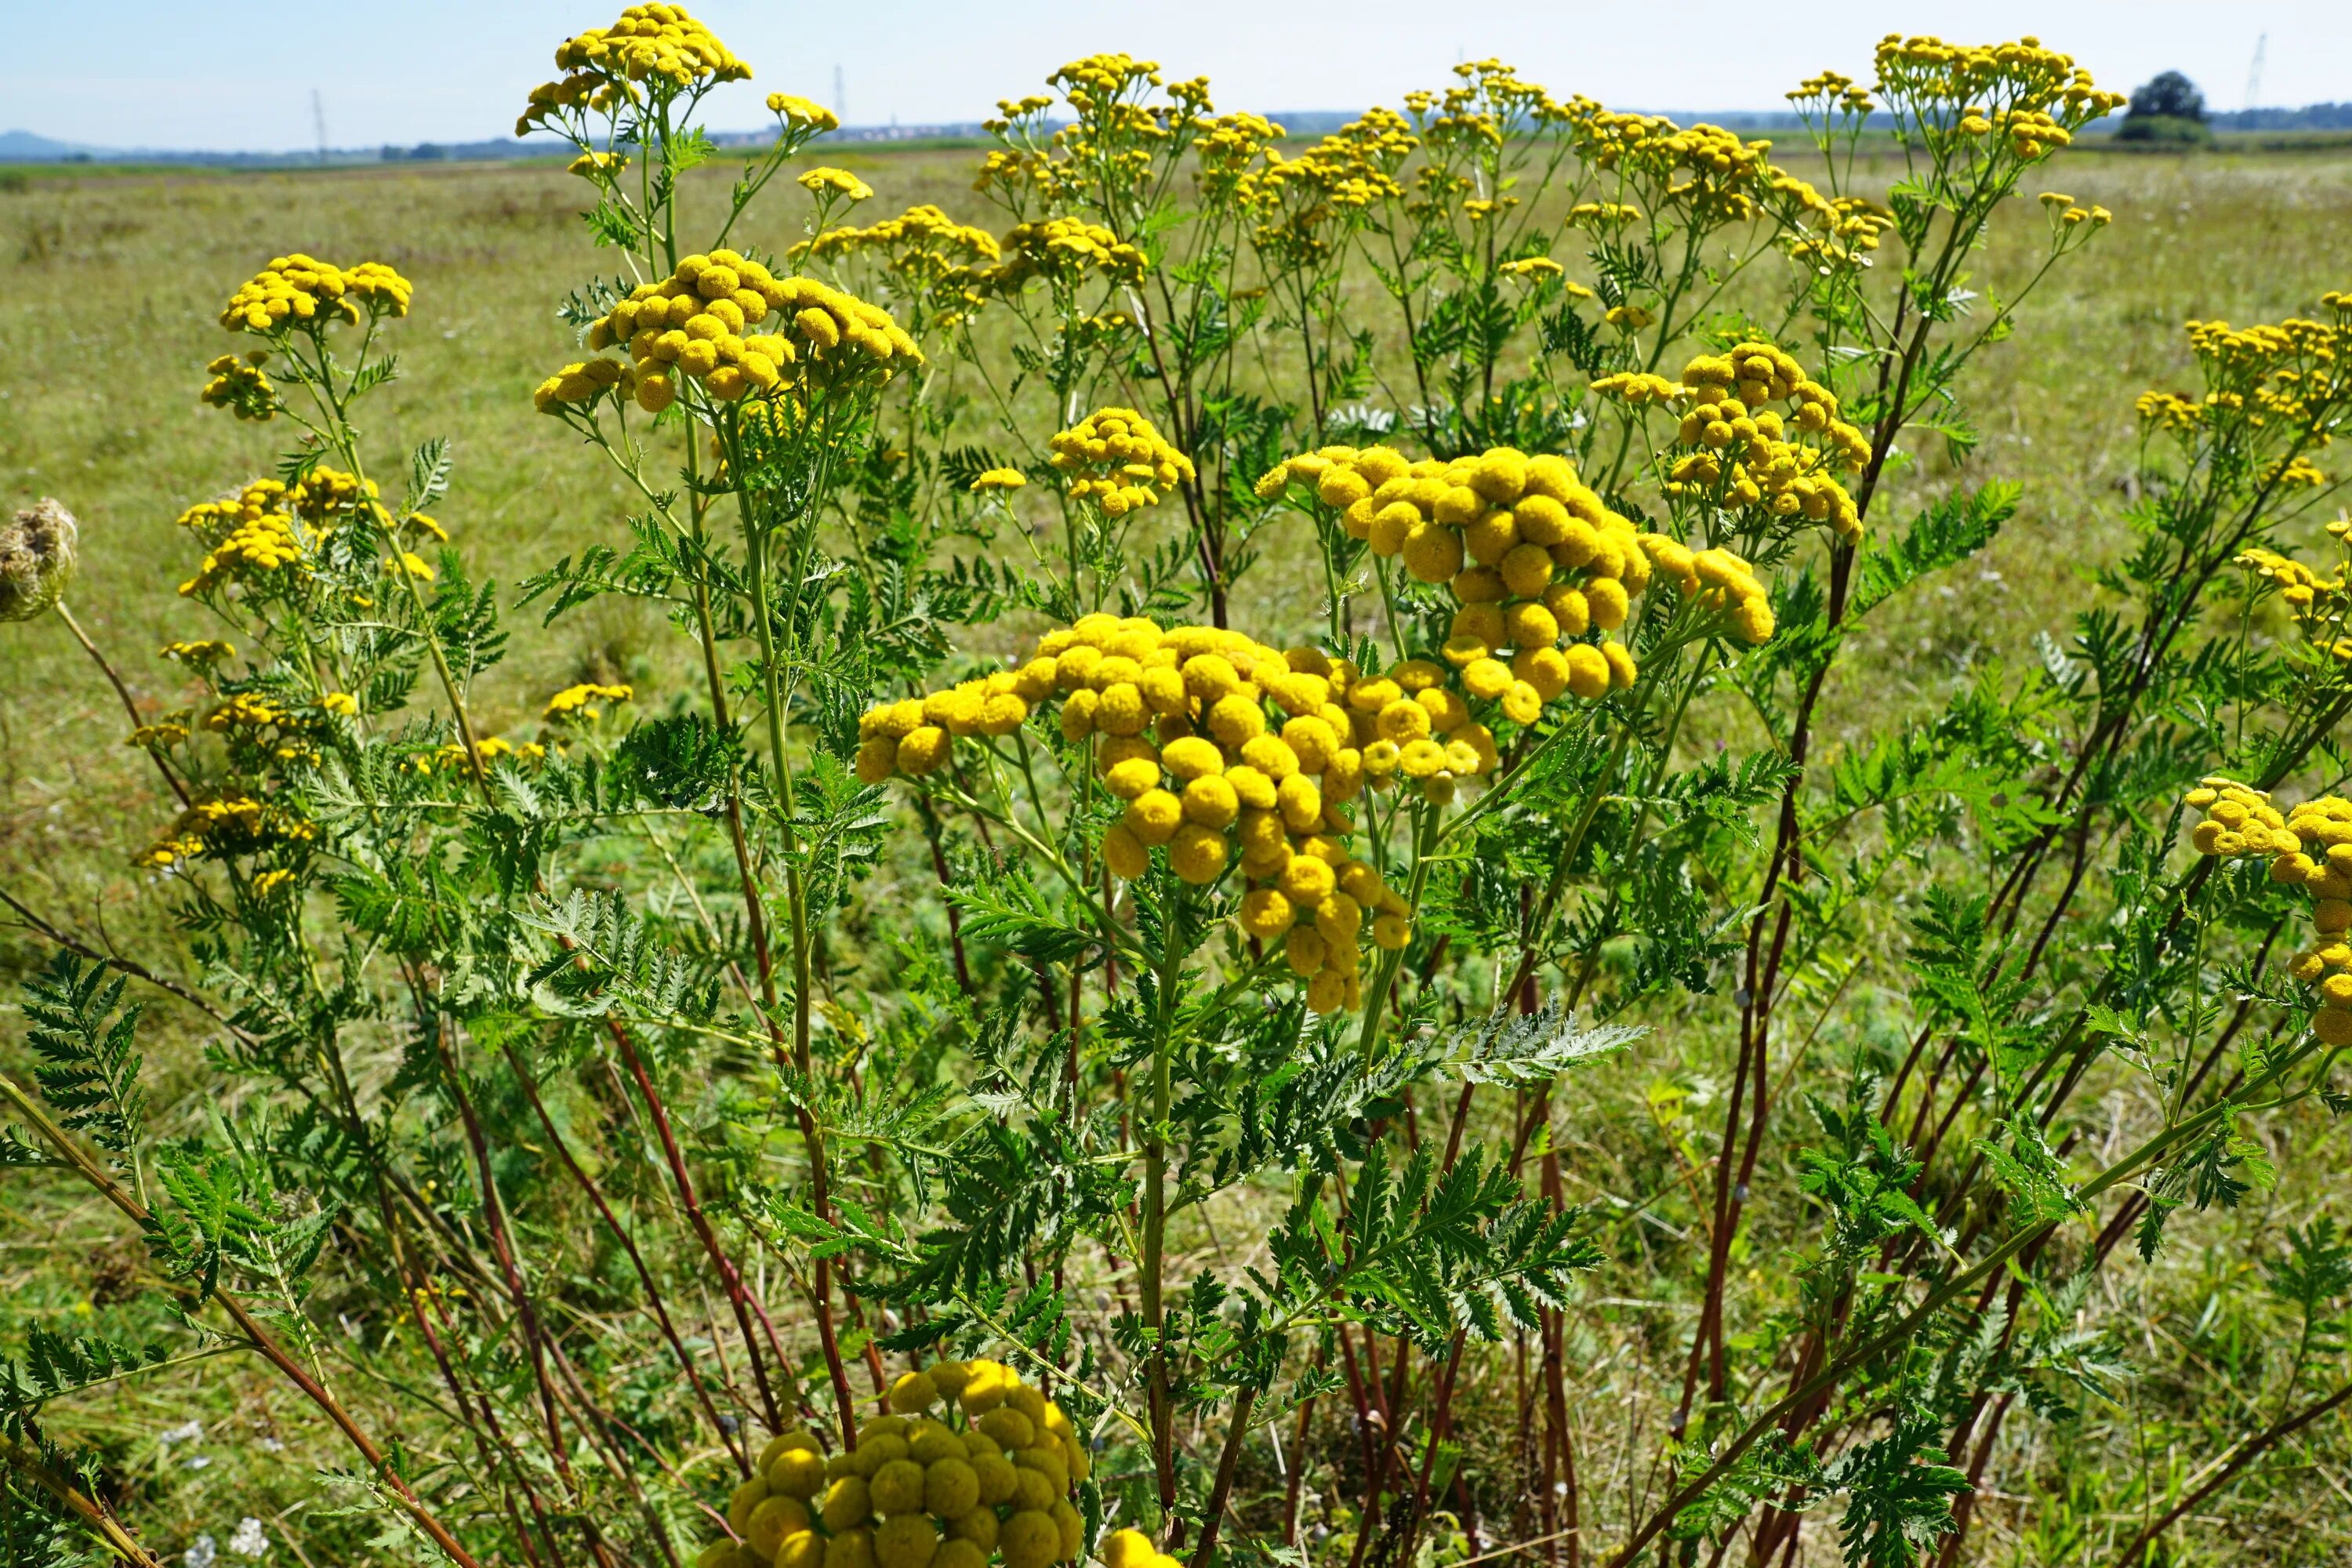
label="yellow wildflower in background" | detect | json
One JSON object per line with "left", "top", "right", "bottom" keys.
{"left": 798, "top": 167, "right": 874, "bottom": 203}
{"left": 544, "top": 682, "right": 635, "bottom": 720}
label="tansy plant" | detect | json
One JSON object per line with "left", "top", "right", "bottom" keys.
{"left": 13, "top": 10, "right": 2352, "bottom": 1568}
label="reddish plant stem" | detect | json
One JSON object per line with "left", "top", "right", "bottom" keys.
{"left": 503, "top": 1041, "right": 749, "bottom": 1474}
{"left": 432, "top": 1023, "right": 597, "bottom": 1537}
{"left": 601, "top": 1014, "right": 789, "bottom": 1432}
{"left": 1285, "top": 1352, "right": 1323, "bottom": 1547}
{"left": 2104, "top": 1379, "right": 2352, "bottom": 1568}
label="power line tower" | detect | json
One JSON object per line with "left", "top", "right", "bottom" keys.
{"left": 834, "top": 64, "right": 847, "bottom": 126}
{"left": 2244, "top": 32, "right": 2267, "bottom": 112}
{"left": 312, "top": 89, "right": 328, "bottom": 164}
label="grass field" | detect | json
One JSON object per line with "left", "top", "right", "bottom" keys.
{"left": 5, "top": 140, "right": 2352, "bottom": 1566}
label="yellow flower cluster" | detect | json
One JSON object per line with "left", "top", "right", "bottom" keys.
{"left": 969, "top": 469, "right": 1028, "bottom": 493}
{"left": 162, "top": 638, "right": 235, "bottom": 668}
{"left": 2133, "top": 390, "right": 2201, "bottom": 434}
{"left": 700, "top": 1359, "right": 1087, "bottom": 1568}
{"left": 2187, "top": 780, "right": 2352, "bottom": 1044}
{"left": 414, "top": 735, "right": 548, "bottom": 775}
{"left": 1406, "top": 60, "right": 1577, "bottom": 158}
{"left": 2035, "top": 191, "right": 2113, "bottom": 228}
{"left": 176, "top": 488, "right": 305, "bottom": 594}
{"left": 205, "top": 691, "right": 290, "bottom": 733}
{"left": 1870, "top": 35, "right": 2125, "bottom": 129}
{"left": 984, "top": 218, "right": 1146, "bottom": 294}
{"left": 534, "top": 356, "right": 638, "bottom": 413}
{"left": 1262, "top": 444, "right": 1648, "bottom": 717}
{"left": 1240, "top": 111, "right": 1414, "bottom": 270}
{"left": 2258, "top": 456, "right": 2329, "bottom": 489}
{"left": 1666, "top": 343, "right": 1869, "bottom": 539}
{"left": 198, "top": 688, "right": 329, "bottom": 764}
{"left": 769, "top": 94, "right": 840, "bottom": 132}
{"left": 1048, "top": 52, "right": 1161, "bottom": 111}
{"left": 800, "top": 167, "right": 875, "bottom": 203}
{"left": 1566, "top": 111, "right": 1799, "bottom": 229}
{"left": 1789, "top": 196, "right": 1896, "bottom": 267}
{"left": 2237, "top": 546, "right": 2346, "bottom": 620}
{"left": 544, "top": 681, "right": 634, "bottom": 720}
{"left": 2175, "top": 307, "right": 2349, "bottom": 437}
{"left": 799, "top": 206, "right": 1000, "bottom": 328}
{"left": 804, "top": 206, "right": 1000, "bottom": 271}
{"left": 857, "top": 617, "right": 1421, "bottom": 1011}
{"left": 1788, "top": 71, "right": 1875, "bottom": 116}
{"left": 137, "top": 795, "right": 314, "bottom": 871}
{"left": 580, "top": 252, "right": 920, "bottom": 412}
{"left": 1195, "top": 111, "right": 1282, "bottom": 204}
{"left": 1566, "top": 201, "right": 1642, "bottom": 229}
{"left": 568, "top": 151, "right": 630, "bottom": 178}
{"left": 220, "top": 256, "right": 412, "bottom": 332}
{"left": 173, "top": 469, "right": 381, "bottom": 596}
{"left": 1047, "top": 408, "right": 1194, "bottom": 517}
{"left": 200, "top": 352, "right": 275, "bottom": 420}
{"left": 1588, "top": 372, "right": 1679, "bottom": 407}
{"left": 524, "top": 3, "right": 748, "bottom": 137}
{"left": 1646, "top": 542, "right": 1777, "bottom": 646}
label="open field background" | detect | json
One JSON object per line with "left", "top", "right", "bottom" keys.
{"left": 4, "top": 140, "right": 2352, "bottom": 1566}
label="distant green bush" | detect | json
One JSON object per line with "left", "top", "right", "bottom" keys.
{"left": 2117, "top": 113, "right": 2216, "bottom": 146}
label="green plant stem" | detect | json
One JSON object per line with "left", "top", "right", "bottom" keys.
{"left": 741, "top": 488, "right": 865, "bottom": 1443}
{"left": 1141, "top": 883, "right": 1191, "bottom": 1515}
{"left": 1, "top": 1436, "right": 166, "bottom": 1568}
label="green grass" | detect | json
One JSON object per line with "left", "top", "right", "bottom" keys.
{"left": 5, "top": 142, "right": 2352, "bottom": 1566}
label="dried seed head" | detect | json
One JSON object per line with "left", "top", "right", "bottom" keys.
{"left": 0, "top": 498, "right": 80, "bottom": 622}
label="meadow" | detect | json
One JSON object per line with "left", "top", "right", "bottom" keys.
{"left": 5, "top": 40, "right": 2352, "bottom": 1568}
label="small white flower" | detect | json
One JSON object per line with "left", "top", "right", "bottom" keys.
{"left": 159, "top": 1420, "right": 204, "bottom": 1447}
{"left": 228, "top": 1519, "right": 269, "bottom": 1559}
{"left": 185, "top": 1455, "right": 212, "bottom": 1470}
{"left": 184, "top": 1535, "right": 217, "bottom": 1568}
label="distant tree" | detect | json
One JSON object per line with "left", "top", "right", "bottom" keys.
{"left": 2129, "top": 71, "right": 2208, "bottom": 122}
{"left": 2118, "top": 71, "right": 2213, "bottom": 144}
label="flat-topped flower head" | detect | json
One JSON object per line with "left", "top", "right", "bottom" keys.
{"left": 1661, "top": 342, "right": 1868, "bottom": 540}
{"left": 1048, "top": 408, "right": 1194, "bottom": 517}
{"left": 544, "top": 681, "right": 635, "bottom": 721}
{"left": 575, "top": 256, "right": 921, "bottom": 413}
{"left": 702, "top": 1359, "right": 1092, "bottom": 1568}
{"left": 858, "top": 615, "right": 1436, "bottom": 1012}
{"left": 1262, "top": 442, "right": 1656, "bottom": 710}
{"left": 220, "top": 256, "right": 412, "bottom": 333}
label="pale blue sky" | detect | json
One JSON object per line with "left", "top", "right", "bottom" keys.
{"left": 5, "top": 0, "right": 2346, "bottom": 153}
